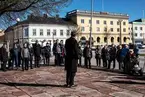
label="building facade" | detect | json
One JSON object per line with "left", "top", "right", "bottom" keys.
{"left": 66, "top": 10, "right": 131, "bottom": 45}
{"left": 129, "top": 19, "right": 145, "bottom": 44}
{"left": 4, "top": 14, "right": 76, "bottom": 48}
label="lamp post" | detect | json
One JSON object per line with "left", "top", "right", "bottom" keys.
{"left": 16, "top": 18, "right": 20, "bottom": 43}
{"left": 89, "top": 0, "right": 93, "bottom": 48}
{"left": 118, "top": 20, "right": 123, "bottom": 45}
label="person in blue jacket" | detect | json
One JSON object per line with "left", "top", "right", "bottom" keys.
{"left": 120, "top": 45, "right": 129, "bottom": 72}
{"left": 133, "top": 45, "right": 139, "bottom": 58}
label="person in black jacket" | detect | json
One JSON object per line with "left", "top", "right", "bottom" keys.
{"left": 108, "top": 44, "right": 116, "bottom": 69}
{"left": 83, "top": 42, "right": 92, "bottom": 69}
{"left": 101, "top": 45, "right": 108, "bottom": 68}
{"left": 116, "top": 45, "right": 122, "bottom": 70}
{"left": 0, "top": 43, "right": 8, "bottom": 71}
{"left": 33, "top": 40, "right": 41, "bottom": 68}
{"left": 29, "top": 44, "right": 33, "bottom": 69}
{"left": 44, "top": 42, "right": 51, "bottom": 66}
{"left": 95, "top": 46, "right": 101, "bottom": 67}
{"left": 65, "top": 30, "right": 79, "bottom": 88}
{"left": 78, "top": 46, "right": 83, "bottom": 67}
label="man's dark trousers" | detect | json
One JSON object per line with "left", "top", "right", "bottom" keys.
{"left": 84, "top": 57, "right": 91, "bottom": 68}
{"left": 66, "top": 70, "right": 76, "bottom": 86}
{"left": 108, "top": 58, "right": 116, "bottom": 69}
{"left": 22, "top": 58, "right": 29, "bottom": 70}
{"left": 35, "top": 56, "right": 40, "bottom": 68}
{"left": 55, "top": 53, "right": 61, "bottom": 66}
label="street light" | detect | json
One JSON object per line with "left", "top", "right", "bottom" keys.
{"left": 118, "top": 19, "right": 123, "bottom": 45}
{"left": 89, "top": 0, "right": 93, "bottom": 49}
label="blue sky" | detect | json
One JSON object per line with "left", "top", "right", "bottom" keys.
{"left": 60, "top": 0, "right": 145, "bottom": 21}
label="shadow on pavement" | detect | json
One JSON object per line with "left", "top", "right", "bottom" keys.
{"left": 115, "top": 75, "right": 145, "bottom": 81}
{"left": 109, "top": 80, "right": 145, "bottom": 85}
{"left": 0, "top": 82, "right": 65, "bottom": 87}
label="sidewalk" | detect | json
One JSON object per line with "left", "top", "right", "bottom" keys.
{"left": 0, "top": 66, "right": 144, "bottom": 97}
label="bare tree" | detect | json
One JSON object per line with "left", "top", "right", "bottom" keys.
{"left": 0, "top": 0, "right": 72, "bottom": 28}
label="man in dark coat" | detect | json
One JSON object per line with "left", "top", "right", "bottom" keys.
{"left": 108, "top": 44, "right": 116, "bottom": 69}
{"left": 65, "top": 30, "right": 79, "bottom": 88}
{"left": 53, "top": 39, "right": 61, "bottom": 66}
{"left": 33, "top": 40, "right": 41, "bottom": 68}
{"left": 0, "top": 43, "right": 8, "bottom": 71}
{"left": 44, "top": 42, "right": 51, "bottom": 66}
{"left": 83, "top": 42, "right": 92, "bottom": 69}
{"left": 101, "top": 45, "right": 108, "bottom": 68}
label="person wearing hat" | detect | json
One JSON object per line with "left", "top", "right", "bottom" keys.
{"left": 65, "top": 30, "right": 79, "bottom": 88}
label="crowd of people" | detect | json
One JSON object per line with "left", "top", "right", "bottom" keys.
{"left": 0, "top": 30, "right": 141, "bottom": 87}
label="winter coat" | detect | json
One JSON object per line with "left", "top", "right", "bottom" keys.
{"left": 83, "top": 47, "right": 92, "bottom": 58}
{"left": 0, "top": 47, "right": 8, "bottom": 62}
{"left": 33, "top": 43, "right": 41, "bottom": 57}
{"left": 44, "top": 46, "right": 51, "bottom": 57}
{"left": 65, "top": 37, "right": 79, "bottom": 72}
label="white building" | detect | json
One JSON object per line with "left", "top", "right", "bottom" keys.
{"left": 129, "top": 19, "right": 145, "bottom": 44}
{"left": 4, "top": 14, "right": 76, "bottom": 48}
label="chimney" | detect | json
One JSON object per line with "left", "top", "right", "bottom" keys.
{"left": 43, "top": 14, "right": 48, "bottom": 18}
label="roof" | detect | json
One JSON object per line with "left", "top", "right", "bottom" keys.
{"left": 66, "top": 9, "right": 129, "bottom": 19}
{"left": 5, "top": 14, "right": 76, "bottom": 33}
{"left": 130, "top": 18, "right": 145, "bottom": 23}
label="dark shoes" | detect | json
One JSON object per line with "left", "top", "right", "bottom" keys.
{"left": 64, "top": 84, "right": 77, "bottom": 88}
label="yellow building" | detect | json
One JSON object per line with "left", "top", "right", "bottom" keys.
{"left": 66, "top": 10, "right": 131, "bottom": 45}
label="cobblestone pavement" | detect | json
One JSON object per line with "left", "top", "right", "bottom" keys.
{"left": 0, "top": 66, "right": 144, "bottom": 97}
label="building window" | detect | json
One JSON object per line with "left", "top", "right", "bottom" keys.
{"left": 111, "top": 28, "right": 113, "bottom": 32}
{"left": 81, "top": 27, "right": 85, "bottom": 31}
{"left": 117, "top": 21, "right": 120, "bottom": 25}
{"left": 53, "top": 29, "right": 56, "bottom": 36}
{"left": 117, "top": 37, "right": 120, "bottom": 42}
{"left": 140, "top": 27, "right": 143, "bottom": 30}
{"left": 123, "top": 22, "right": 126, "bottom": 25}
{"left": 97, "top": 37, "right": 100, "bottom": 43}
{"left": 97, "top": 27, "right": 100, "bottom": 32}
{"left": 96, "top": 20, "right": 100, "bottom": 24}
{"left": 40, "top": 29, "right": 43, "bottom": 36}
{"left": 123, "top": 28, "right": 126, "bottom": 32}
{"left": 24, "top": 28, "right": 28, "bottom": 37}
{"left": 66, "top": 30, "right": 70, "bottom": 36}
{"left": 104, "top": 37, "right": 107, "bottom": 43}
{"left": 32, "top": 29, "right": 36, "bottom": 36}
{"left": 111, "top": 37, "right": 114, "bottom": 43}
{"left": 104, "top": 21, "right": 107, "bottom": 24}
{"left": 140, "top": 33, "right": 143, "bottom": 37}
{"left": 135, "top": 33, "right": 137, "bottom": 37}
{"left": 135, "top": 27, "right": 138, "bottom": 30}
{"left": 47, "top": 29, "right": 50, "bottom": 36}
{"left": 110, "top": 21, "right": 113, "bottom": 25}
{"left": 60, "top": 30, "right": 63, "bottom": 36}
{"left": 81, "top": 19, "right": 84, "bottom": 24}
{"left": 104, "top": 27, "right": 107, "bottom": 32}
{"left": 124, "top": 37, "right": 127, "bottom": 42}
{"left": 117, "top": 28, "right": 120, "bottom": 32}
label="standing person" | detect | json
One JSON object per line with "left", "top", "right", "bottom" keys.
{"left": 120, "top": 45, "right": 129, "bottom": 72}
{"left": 21, "top": 43, "right": 30, "bottom": 71}
{"left": 29, "top": 44, "right": 33, "bottom": 69}
{"left": 16, "top": 41, "right": 22, "bottom": 67}
{"left": 133, "top": 45, "right": 139, "bottom": 58}
{"left": 108, "top": 44, "right": 117, "bottom": 69}
{"left": 101, "top": 45, "right": 108, "bottom": 68}
{"left": 83, "top": 42, "right": 92, "bottom": 69}
{"left": 12, "top": 43, "right": 19, "bottom": 69}
{"left": 33, "top": 40, "right": 41, "bottom": 68}
{"left": 95, "top": 45, "right": 101, "bottom": 67}
{"left": 116, "top": 45, "right": 122, "bottom": 70}
{"left": 65, "top": 30, "right": 79, "bottom": 88}
{"left": 60, "top": 40, "right": 65, "bottom": 65}
{"left": 44, "top": 42, "right": 51, "bottom": 66}
{"left": 0, "top": 43, "right": 8, "bottom": 71}
{"left": 53, "top": 39, "right": 61, "bottom": 66}
{"left": 78, "top": 46, "right": 83, "bottom": 67}
{"left": 41, "top": 43, "right": 45, "bottom": 66}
